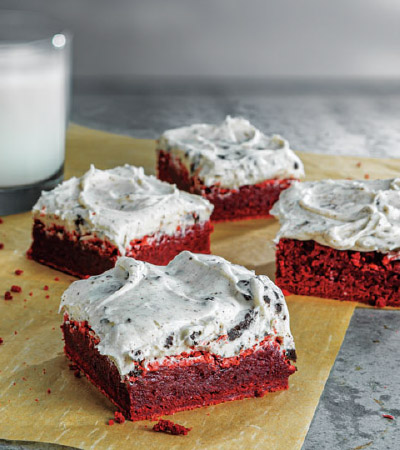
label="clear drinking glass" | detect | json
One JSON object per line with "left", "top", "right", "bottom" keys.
{"left": 0, "top": 10, "right": 71, "bottom": 215}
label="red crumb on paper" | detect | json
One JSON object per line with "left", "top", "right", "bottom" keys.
{"left": 14, "top": 331, "right": 18, "bottom": 335}
{"left": 356, "top": 162, "right": 362, "bottom": 168}
{"left": 0, "top": 338, "right": 3, "bottom": 345}
{"left": 54, "top": 277, "right": 60, "bottom": 281}
{"left": 0, "top": 243, "right": 4, "bottom": 250}
{"left": 15, "top": 269, "right": 23, "bottom": 275}
{"left": 43, "top": 368, "right": 47, "bottom": 375}
{"left": 0, "top": 218, "right": 3, "bottom": 224}
{"left": 383, "top": 414, "right": 394, "bottom": 420}
{"left": 29, "top": 292, "right": 33, "bottom": 296}
{"left": 108, "top": 419, "right": 114, "bottom": 426}
{"left": 35, "top": 398, "right": 39, "bottom": 402}
{"left": 43, "top": 285, "right": 49, "bottom": 291}
{"left": 364, "top": 174, "right": 370, "bottom": 179}
{"left": 45, "top": 295, "right": 50, "bottom": 299}
{"left": 375, "top": 298, "right": 386, "bottom": 308}
{"left": 153, "top": 419, "right": 192, "bottom": 436}
{"left": 11, "top": 285, "right": 22, "bottom": 293}
{"left": 114, "top": 411, "right": 126, "bottom": 424}
{"left": 47, "top": 389, "right": 51, "bottom": 394}
{"left": 4, "top": 291, "right": 13, "bottom": 300}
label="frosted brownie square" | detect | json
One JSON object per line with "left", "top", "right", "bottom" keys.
{"left": 157, "top": 116, "right": 304, "bottom": 221}
{"left": 60, "top": 251, "right": 296, "bottom": 420}
{"left": 271, "top": 178, "right": 400, "bottom": 307}
{"left": 28, "top": 165, "right": 213, "bottom": 277}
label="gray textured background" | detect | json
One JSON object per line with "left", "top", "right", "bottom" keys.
{"left": 72, "top": 81, "right": 400, "bottom": 158}
{"left": 2, "top": 0, "right": 400, "bottom": 79}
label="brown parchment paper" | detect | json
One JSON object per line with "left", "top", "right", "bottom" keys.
{"left": 1, "top": 125, "right": 399, "bottom": 450}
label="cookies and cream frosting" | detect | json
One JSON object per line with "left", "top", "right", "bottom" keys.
{"left": 60, "top": 251, "right": 295, "bottom": 376}
{"left": 33, "top": 165, "right": 213, "bottom": 254}
{"left": 271, "top": 178, "right": 400, "bottom": 253}
{"left": 158, "top": 116, "right": 304, "bottom": 189}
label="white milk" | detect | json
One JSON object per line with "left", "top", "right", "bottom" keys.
{"left": 0, "top": 44, "right": 68, "bottom": 187}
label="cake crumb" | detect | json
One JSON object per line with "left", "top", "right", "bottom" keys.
{"left": 0, "top": 243, "right": 4, "bottom": 250}
{"left": 114, "top": 411, "right": 126, "bottom": 424}
{"left": 54, "top": 277, "right": 60, "bottom": 281}
{"left": 364, "top": 173, "right": 370, "bottom": 179}
{"left": 383, "top": 414, "right": 394, "bottom": 420}
{"left": 29, "top": 292, "right": 33, "bottom": 296}
{"left": 153, "top": 419, "right": 192, "bottom": 436}
{"left": 0, "top": 218, "right": 3, "bottom": 224}
{"left": 4, "top": 291, "right": 13, "bottom": 300}
{"left": 0, "top": 338, "right": 3, "bottom": 345}
{"left": 108, "top": 419, "right": 115, "bottom": 426}
{"left": 47, "top": 389, "right": 51, "bottom": 394}
{"left": 375, "top": 298, "right": 386, "bottom": 308}
{"left": 43, "top": 285, "right": 49, "bottom": 291}
{"left": 11, "top": 285, "right": 22, "bottom": 293}
{"left": 356, "top": 162, "right": 362, "bottom": 168}
{"left": 45, "top": 295, "right": 50, "bottom": 299}
{"left": 15, "top": 269, "right": 23, "bottom": 275}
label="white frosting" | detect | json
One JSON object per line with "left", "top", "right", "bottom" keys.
{"left": 158, "top": 116, "right": 304, "bottom": 189}
{"left": 60, "top": 251, "right": 295, "bottom": 377}
{"left": 33, "top": 165, "right": 213, "bottom": 254}
{"left": 271, "top": 178, "right": 400, "bottom": 253}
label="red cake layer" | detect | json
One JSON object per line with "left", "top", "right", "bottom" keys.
{"left": 157, "top": 150, "right": 296, "bottom": 222}
{"left": 276, "top": 238, "right": 400, "bottom": 307}
{"left": 62, "top": 317, "right": 296, "bottom": 421}
{"left": 28, "top": 219, "right": 213, "bottom": 278}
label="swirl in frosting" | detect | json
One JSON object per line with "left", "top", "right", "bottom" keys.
{"left": 158, "top": 116, "right": 304, "bottom": 189}
{"left": 60, "top": 252, "right": 295, "bottom": 376}
{"left": 271, "top": 178, "right": 400, "bottom": 252}
{"left": 33, "top": 165, "right": 213, "bottom": 254}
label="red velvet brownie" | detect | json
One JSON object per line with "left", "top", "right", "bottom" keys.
{"left": 60, "top": 251, "right": 297, "bottom": 420}
{"left": 271, "top": 179, "right": 400, "bottom": 307}
{"left": 28, "top": 165, "right": 213, "bottom": 278}
{"left": 157, "top": 116, "right": 304, "bottom": 222}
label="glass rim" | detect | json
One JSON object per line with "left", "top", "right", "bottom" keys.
{"left": 0, "top": 9, "right": 72, "bottom": 49}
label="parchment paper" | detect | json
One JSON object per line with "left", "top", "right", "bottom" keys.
{"left": 1, "top": 125, "right": 399, "bottom": 449}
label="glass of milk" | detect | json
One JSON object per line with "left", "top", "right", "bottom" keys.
{"left": 0, "top": 10, "right": 71, "bottom": 215}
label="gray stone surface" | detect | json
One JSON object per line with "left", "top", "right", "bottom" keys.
{"left": 0, "top": 440, "right": 77, "bottom": 450}
{"left": 71, "top": 82, "right": 400, "bottom": 159}
{"left": 303, "top": 309, "right": 400, "bottom": 450}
